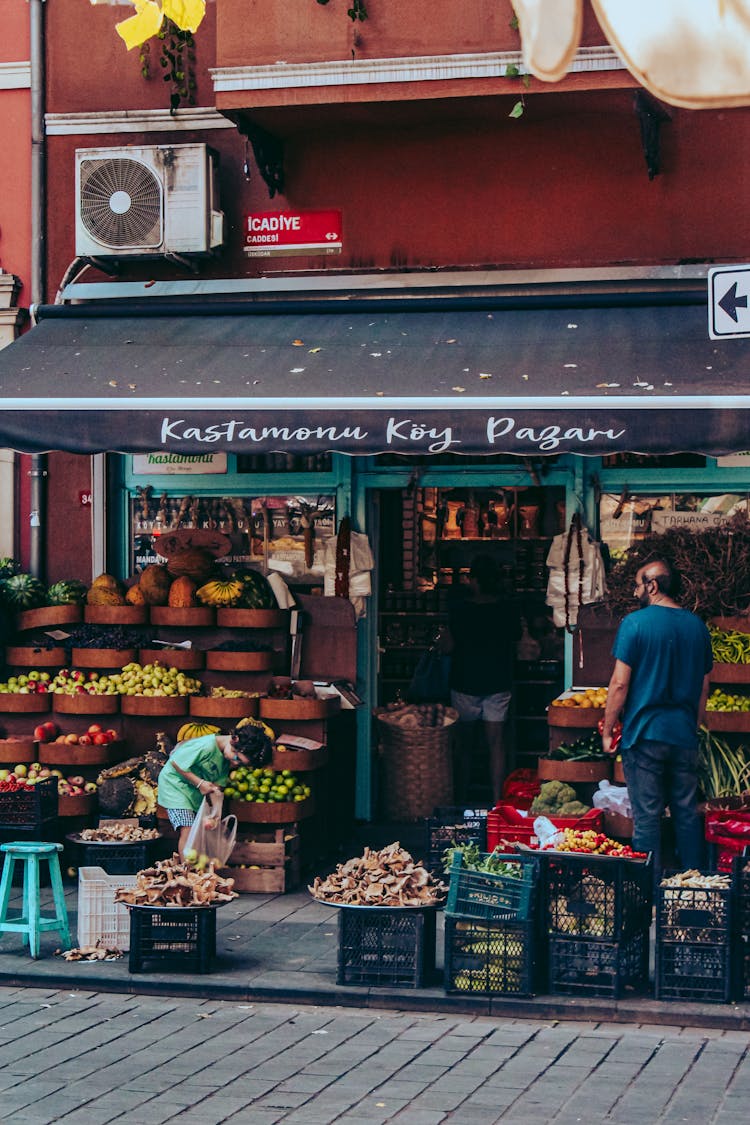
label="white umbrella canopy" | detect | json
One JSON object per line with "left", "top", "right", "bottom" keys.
{"left": 511, "top": 0, "right": 750, "bottom": 108}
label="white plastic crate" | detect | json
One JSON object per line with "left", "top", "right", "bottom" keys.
{"left": 77, "top": 866, "right": 138, "bottom": 952}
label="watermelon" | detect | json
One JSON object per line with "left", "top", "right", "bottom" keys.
{"left": 236, "top": 569, "right": 276, "bottom": 609}
{"left": 0, "top": 572, "right": 47, "bottom": 609}
{"left": 47, "top": 579, "right": 88, "bottom": 606}
{"left": 0, "top": 558, "right": 20, "bottom": 580}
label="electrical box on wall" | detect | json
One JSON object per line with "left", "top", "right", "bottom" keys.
{"left": 75, "top": 143, "right": 224, "bottom": 258}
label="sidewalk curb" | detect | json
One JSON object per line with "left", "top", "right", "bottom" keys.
{"left": 2, "top": 968, "right": 749, "bottom": 1030}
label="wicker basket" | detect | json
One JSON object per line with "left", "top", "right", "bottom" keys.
{"left": 375, "top": 704, "right": 458, "bottom": 821}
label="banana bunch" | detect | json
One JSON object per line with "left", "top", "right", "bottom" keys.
{"left": 709, "top": 625, "right": 750, "bottom": 665}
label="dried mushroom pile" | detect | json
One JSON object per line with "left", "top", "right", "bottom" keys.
{"left": 114, "top": 854, "right": 237, "bottom": 908}
{"left": 309, "top": 842, "right": 447, "bottom": 907}
{"left": 77, "top": 825, "right": 159, "bottom": 843}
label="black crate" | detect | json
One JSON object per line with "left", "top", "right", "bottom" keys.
{"left": 548, "top": 931, "right": 650, "bottom": 999}
{"left": 444, "top": 915, "right": 536, "bottom": 997}
{"left": 657, "top": 880, "right": 733, "bottom": 945}
{"left": 0, "top": 777, "right": 58, "bottom": 828}
{"left": 77, "top": 841, "right": 153, "bottom": 875}
{"left": 732, "top": 854, "right": 750, "bottom": 1000}
{"left": 542, "top": 851, "right": 652, "bottom": 940}
{"left": 656, "top": 940, "right": 734, "bottom": 1004}
{"left": 425, "top": 807, "right": 488, "bottom": 875}
{"left": 337, "top": 906, "right": 436, "bottom": 988}
{"left": 128, "top": 905, "right": 217, "bottom": 973}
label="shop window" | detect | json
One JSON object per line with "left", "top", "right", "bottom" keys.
{"left": 600, "top": 492, "right": 749, "bottom": 558}
{"left": 601, "top": 453, "right": 707, "bottom": 468}
{"left": 236, "top": 453, "right": 332, "bottom": 473}
{"left": 129, "top": 492, "right": 334, "bottom": 583}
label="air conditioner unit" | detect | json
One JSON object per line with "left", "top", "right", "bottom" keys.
{"left": 75, "top": 143, "right": 225, "bottom": 258}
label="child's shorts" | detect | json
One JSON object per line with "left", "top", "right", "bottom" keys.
{"left": 166, "top": 808, "right": 196, "bottom": 829}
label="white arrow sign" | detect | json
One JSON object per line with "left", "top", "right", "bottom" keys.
{"left": 708, "top": 265, "right": 750, "bottom": 339}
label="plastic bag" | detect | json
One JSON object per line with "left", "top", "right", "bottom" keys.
{"left": 592, "top": 780, "right": 632, "bottom": 817}
{"left": 184, "top": 792, "right": 237, "bottom": 867}
{"left": 407, "top": 647, "right": 451, "bottom": 703}
{"left": 533, "top": 816, "right": 564, "bottom": 850}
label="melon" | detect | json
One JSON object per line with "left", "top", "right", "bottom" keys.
{"left": 47, "top": 579, "right": 88, "bottom": 606}
{"left": 0, "top": 573, "right": 47, "bottom": 609}
{"left": 236, "top": 569, "right": 276, "bottom": 609}
{"left": 168, "top": 576, "right": 199, "bottom": 608}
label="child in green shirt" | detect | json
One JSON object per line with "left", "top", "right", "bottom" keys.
{"left": 158, "top": 721, "right": 272, "bottom": 858}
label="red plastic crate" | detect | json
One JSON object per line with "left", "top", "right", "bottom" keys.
{"left": 486, "top": 803, "right": 604, "bottom": 851}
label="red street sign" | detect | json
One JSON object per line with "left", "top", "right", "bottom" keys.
{"left": 244, "top": 209, "right": 342, "bottom": 257}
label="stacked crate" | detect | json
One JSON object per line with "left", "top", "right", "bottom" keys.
{"left": 656, "top": 873, "right": 736, "bottom": 1004}
{"left": 734, "top": 854, "right": 750, "bottom": 1001}
{"left": 442, "top": 850, "right": 540, "bottom": 997}
{"left": 221, "top": 828, "right": 300, "bottom": 893}
{"left": 424, "top": 806, "right": 488, "bottom": 878}
{"left": 542, "top": 852, "right": 652, "bottom": 999}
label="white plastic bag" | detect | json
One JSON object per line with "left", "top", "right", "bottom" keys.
{"left": 184, "top": 792, "right": 237, "bottom": 867}
{"left": 533, "top": 815, "right": 564, "bottom": 850}
{"left": 592, "top": 780, "right": 632, "bottom": 818}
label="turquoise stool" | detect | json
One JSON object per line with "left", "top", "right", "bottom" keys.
{"left": 0, "top": 842, "right": 71, "bottom": 957}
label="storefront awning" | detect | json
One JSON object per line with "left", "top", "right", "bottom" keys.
{"left": 1, "top": 298, "right": 749, "bottom": 457}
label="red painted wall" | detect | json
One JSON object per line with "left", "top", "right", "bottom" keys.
{"left": 0, "top": 2, "right": 31, "bottom": 306}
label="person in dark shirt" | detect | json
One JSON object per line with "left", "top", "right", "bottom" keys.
{"left": 441, "top": 555, "right": 521, "bottom": 804}
{"left": 601, "top": 557, "right": 712, "bottom": 875}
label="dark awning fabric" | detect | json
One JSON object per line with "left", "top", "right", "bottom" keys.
{"left": 1, "top": 298, "right": 749, "bottom": 456}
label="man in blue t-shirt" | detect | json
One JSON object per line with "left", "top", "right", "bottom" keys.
{"left": 601, "top": 558, "right": 712, "bottom": 873}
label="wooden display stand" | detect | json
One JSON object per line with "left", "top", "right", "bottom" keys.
{"left": 221, "top": 828, "right": 300, "bottom": 894}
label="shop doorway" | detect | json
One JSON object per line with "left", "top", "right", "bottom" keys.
{"left": 374, "top": 482, "right": 566, "bottom": 808}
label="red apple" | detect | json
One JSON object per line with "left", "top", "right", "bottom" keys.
{"left": 87, "top": 723, "right": 103, "bottom": 736}
{"left": 104, "top": 729, "right": 118, "bottom": 742}
{"left": 92, "top": 732, "right": 109, "bottom": 745}
{"left": 77, "top": 734, "right": 92, "bottom": 745}
{"left": 64, "top": 733, "right": 79, "bottom": 745}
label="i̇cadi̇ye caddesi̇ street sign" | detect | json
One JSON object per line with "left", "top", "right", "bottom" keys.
{"left": 244, "top": 210, "right": 342, "bottom": 257}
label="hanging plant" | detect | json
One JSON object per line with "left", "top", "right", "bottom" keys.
{"left": 136, "top": 18, "right": 196, "bottom": 113}
{"left": 315, "top": 0, "right": 368, "bottom": 21}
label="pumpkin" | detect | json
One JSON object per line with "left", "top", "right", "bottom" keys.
{"left": 167, "top": 576, "right": 199, "bottom": 608}
{"left": 165, "top": 548, "right": 215, "bottom": 583}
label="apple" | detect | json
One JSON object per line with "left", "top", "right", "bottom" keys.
{"left": 84, "top": 782, "right": 97, "bottom": 793}
{"left": 67, "top": 775, "right": 85, "bottom": 787}
{"left": 33, "top": 721, "right": 58, "bottom": 743}
{"left": 25, "top": 776, "right": 38, "bottom": 785}
{"left": 64, "top": 733, "right": 79, "bottom": 745}
{"left": 0, "top": 769, "right": 9, "bottom": 781}
{"left": 13, "top": 764, "right": 28, "bottom": 777}
{"left": 77, "top": 734, "right": 92, "bottom": 745}
{"left": 37, "top": 768, "right": 51, "bottom": 779}
{"left": 92, "top": 732, "right": 109, "bottom": 745}
{"left": 104, "top": 729, "right": 118, "bottom": 742}
{"left": 50, "top": 769, "right": 64, "bottom": 778}
{"left": 87, "top": 723, "right": 103, "bottom": 736}
{"left": 55, "top": 735, "right": 67, "bottom": 743}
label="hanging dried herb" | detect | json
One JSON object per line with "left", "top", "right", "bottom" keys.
{"left": 604, "top": 512, "right": 750, "bottom": 621}
{"left": 335, "top": 516, "right": 352, "bottom": 599}
{"left": 563, "top": 512, "right": 585, "bottom": 633}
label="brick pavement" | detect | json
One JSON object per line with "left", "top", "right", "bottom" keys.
{"left": 0, "top": 986, "right": 747, "bottom": 1123}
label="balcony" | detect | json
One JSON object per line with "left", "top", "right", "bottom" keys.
{"left": 213, "top": 0, "right": 630, "bottom": 118}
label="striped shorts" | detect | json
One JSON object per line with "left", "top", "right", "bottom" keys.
{"left": 166, "top": 808, "right": 196, "bottom": 829}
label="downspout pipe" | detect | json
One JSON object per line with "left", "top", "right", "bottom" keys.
{"left": 29, "top": 0, "right": 46, "bottom": 580}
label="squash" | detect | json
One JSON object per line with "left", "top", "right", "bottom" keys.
{"left": 167, "top": 576, "right": 199, "bottom": 608}
{"left": 165, "top": 548, "right": 215, "bottom": 583}
{"left": 138, "top": 564, "right": 172, "bottom": 606}
{"left": 125, "top": 583, "right": 146, "bottom": 605}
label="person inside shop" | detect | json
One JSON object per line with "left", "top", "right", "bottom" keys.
{"left": 600, "top": 557, "right": 712, "bottom": 876}
{"left": 157, "top": 721, "right": 273, "bottom": 859}
{"left": 439, "top": 555, "right": 521, "bottom": 805}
